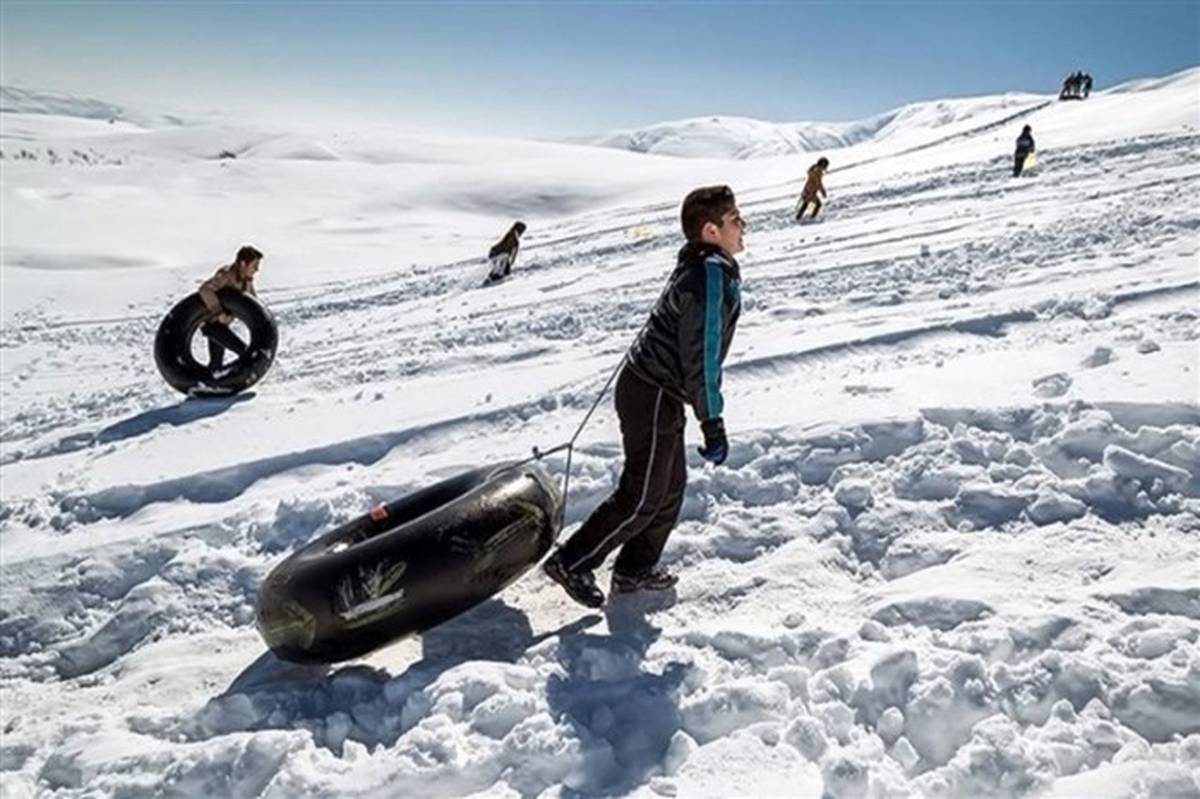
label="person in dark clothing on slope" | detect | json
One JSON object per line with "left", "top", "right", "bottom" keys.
{"left": 1013, "top": 125, "right": 1036, "bottom": 177}
{"left": 485, "top": 221, "right": 526, "bottom": 283}
{"left": 1081, "top": 72, "right": 1093, "bottom": 98}
{"left": 543, "top": 185, "right": 745, "bottom": 608}
{"left": 198, "top": 245, "right": 262, "bottom": 373}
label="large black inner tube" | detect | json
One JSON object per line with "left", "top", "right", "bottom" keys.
{"left": 256, "top": 460, "right": 563, "bottom": 664}
{"left": 154, "top": 289, "right": 277, "bottom": 396}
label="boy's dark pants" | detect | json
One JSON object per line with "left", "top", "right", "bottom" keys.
{"left": 557, "top": 366, "right": 687, "bottom": 576}
{"left": 201, "top": 321, "right": 248, "bottom": 368}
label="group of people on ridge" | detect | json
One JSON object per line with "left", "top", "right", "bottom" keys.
{"left": 1060, "top": 71, "right": 1093, "bottom": 100}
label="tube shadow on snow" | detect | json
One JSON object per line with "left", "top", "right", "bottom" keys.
{"left": 9, "top": 394, "right": 255, "bottom": 465}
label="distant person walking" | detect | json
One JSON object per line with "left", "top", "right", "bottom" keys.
{"left": 485, "top": 222, "right": 526, "bottom": 283}
{"left": 796, "top": 157, "right": 829, "bottom": 221}
{"left": 1013, "top": 125, "right": 1036, "bottom": 178}
{"left": 1081, "top": 72, "right": 1093, "bottom": 98}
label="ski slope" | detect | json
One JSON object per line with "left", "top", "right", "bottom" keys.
{"left": 1, "top": 69, "right": 1199, "bottom": 798}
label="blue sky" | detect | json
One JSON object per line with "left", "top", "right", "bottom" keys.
{"left": 2, "top": 2, "right": 1197, "bottom": 136}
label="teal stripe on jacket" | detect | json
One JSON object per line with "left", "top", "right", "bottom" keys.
{"left": 703, "top": 260, "right": 724, "bottom": 418}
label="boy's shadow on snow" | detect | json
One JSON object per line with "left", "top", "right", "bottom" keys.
{"left": 22, "top": 393, "right": 254, "bottom": 462}
{"left": 419, "top": 596, "right": 600, "bottom": 662}
{"left": 212, "top": 591, "right": 686, "bottom": 781}
{"left": 545, "top": 589, "right": 690, "bottom": 795}
{"left": 224, "top": 597, "right": 603, "bottom": 695}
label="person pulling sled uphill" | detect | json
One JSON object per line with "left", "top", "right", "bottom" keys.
{"left": 796, "top": 157, "right": 829, "bottom": 220}
{"left": 1013, "top": 125, "right": 1036, "bottom": 177}
{"left": 199, "top": 245, "right": 262, "bottom": 372}
{"left": 543, "top": 185, "right": 745, "bottom": 608}
{"left": 485, "top": 221, "right": 526, "bottom": 283}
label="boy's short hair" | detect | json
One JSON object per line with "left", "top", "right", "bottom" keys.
{"left": 236, "top": 245, "right": 264, "bottom": 264}
{"left": 681, "top": 185, "right": 737, "bottom": 241}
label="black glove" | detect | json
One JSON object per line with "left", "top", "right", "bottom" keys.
{"left": 698, "top": 418, "right": 728, "bottom": 465}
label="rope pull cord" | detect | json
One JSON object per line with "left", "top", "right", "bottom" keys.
{"left": 555, "top": 352, "right": 627, "bottom": 529}
{"left": 530, "top": 263, "right": 692, "bottom": 532}
{"left": 515, "top": 352, "right": 626, "bottom": 530}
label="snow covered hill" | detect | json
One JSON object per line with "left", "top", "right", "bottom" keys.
{"left": 1, "top": 86, "right": 132, "bottom": 122}
{"left": 1, "top": 68, "right": 1199, "bottom": 798}
{"left": 588, "top": 112, "right": 896, "bottom": 159}
{"left": 588, "top": 95, "right": 1049, "bottom": 159}
{"left": 0, "top": 86, "right": 186, "bottom": 130}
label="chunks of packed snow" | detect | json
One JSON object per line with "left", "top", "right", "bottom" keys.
{"left": 1033, "top": 372, "right": 1073, "bottom": 398}
{"left": 952, "top": 482, "right": 1033, "bottom": 527}
{"left": 1027, "top": 489, "right": 1088, "bottom": 525}
{"left": 833, "top": 479, "right": 874, "bottom": 513}
{"left": 1103, "top": 445, "right": 1191, "bottom": 493}
{"left": 1081, "top": 346, "right": 1116, "bottom": 368}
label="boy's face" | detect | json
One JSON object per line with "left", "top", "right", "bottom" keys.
{"left": 705, "top": 207, "right": 745, "bottom": 255}
{"left": 240, "top": 258, "right": 261, "bottom": 280}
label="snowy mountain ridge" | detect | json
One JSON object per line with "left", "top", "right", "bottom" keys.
{"left": 0, "top": 85, "right": 186, "bottom": 129}
{"left": 589, "top": 67, "right": 1200, "bottom": 159}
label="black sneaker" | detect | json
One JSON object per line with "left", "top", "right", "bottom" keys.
{"left": 611, "top": 567, "right": 678, "bottom": 595}
{"left": 543, "top": 553, "right": 604, "bottom": 608}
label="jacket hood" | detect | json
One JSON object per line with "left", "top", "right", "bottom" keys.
{"left": 676, "top": 241, "right": 740, "bottom": 280}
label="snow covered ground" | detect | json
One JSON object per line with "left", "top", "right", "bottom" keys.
{"left": 1, "top": 69, "right": 1199, "bottom": 798}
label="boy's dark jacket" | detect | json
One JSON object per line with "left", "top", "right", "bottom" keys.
{"left": 627, "top": 241, "right": 741, "bottom": 422}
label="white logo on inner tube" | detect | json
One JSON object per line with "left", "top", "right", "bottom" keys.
{"left": 335, "top": 560, "right": 408, "bottom": 626}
